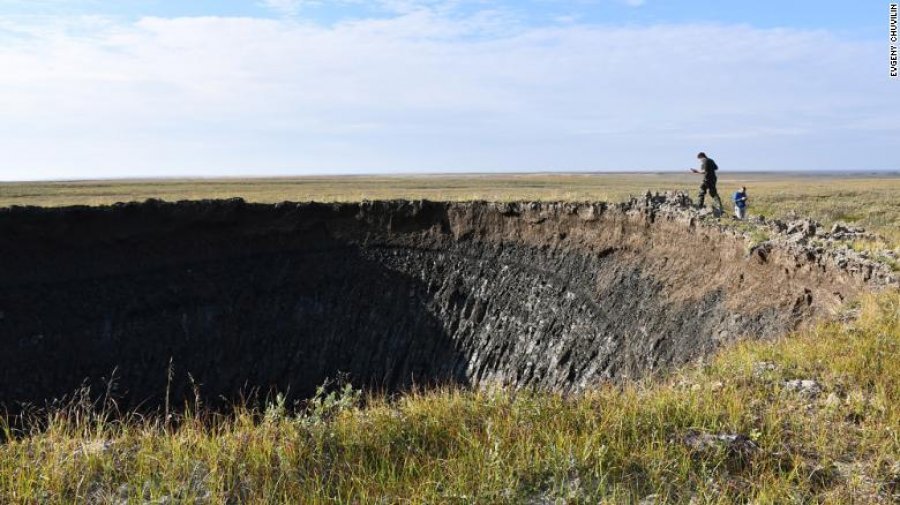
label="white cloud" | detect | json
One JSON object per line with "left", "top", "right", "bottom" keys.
{"left": 260, "top": 0, "right": 308, "bottom": 17}
{"left": 0, "top": 9, "right": 896, "bottom": 179}
{"left": 258, "top": 0, "right": 445, "bottom": 17}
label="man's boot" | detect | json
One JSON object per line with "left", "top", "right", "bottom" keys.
{"left": 696, "top": 191, "right": 706, "bottom": 209}
{"left": 713, "top": 196, "right": 724, "bottom": 217}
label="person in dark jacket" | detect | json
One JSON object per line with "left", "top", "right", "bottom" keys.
{"left": 690, "top": 152, "right": 724, "bottom": 215}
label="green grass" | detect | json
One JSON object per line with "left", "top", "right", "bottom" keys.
{"left": 2, "top": 292, "right": 897, "bottom": 504}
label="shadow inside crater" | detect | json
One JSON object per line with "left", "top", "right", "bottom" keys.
{"left": 0, "top": 224, "right": 468, "bottom": 413}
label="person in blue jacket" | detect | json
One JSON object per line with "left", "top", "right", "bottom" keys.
{"left": 733, "top": 186, "right": 748, "bottom": 220}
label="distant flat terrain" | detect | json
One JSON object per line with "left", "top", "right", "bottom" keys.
{"left": 3, "top": 172, "right": 899, "bottom": 244}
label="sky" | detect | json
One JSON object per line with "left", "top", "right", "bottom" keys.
{"left": 0, "top": 1, "right": 896, "bottom": 180}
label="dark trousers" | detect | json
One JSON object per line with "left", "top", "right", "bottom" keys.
{"left": 697, "top": 177, "right": 723, "bottom": 212}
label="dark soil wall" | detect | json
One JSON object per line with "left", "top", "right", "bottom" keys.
{"left": 0, "top": 198, "right": 866, "bottom": 411}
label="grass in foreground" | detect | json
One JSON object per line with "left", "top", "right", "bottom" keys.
{"left": 1, "top": 291, "right": 898, "bottom": 504}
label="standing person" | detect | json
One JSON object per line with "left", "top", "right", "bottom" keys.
{"left": 690, "top": 152, "right": 724, "bottom": 215}
{"left": 733, "top": 186, "right": 748, "bottom": 220}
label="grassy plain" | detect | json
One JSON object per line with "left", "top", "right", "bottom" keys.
{"left": 1, "top": 172, "right": 899, "bottom": 503}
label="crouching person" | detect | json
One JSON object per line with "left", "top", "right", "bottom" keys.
{"left": 733, "top": 186, "right": 748, "bottom": 220}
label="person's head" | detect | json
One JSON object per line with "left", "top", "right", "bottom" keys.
{"left": 741, "top": 186, "right": 746, "bottom": 193}
{"left": 697, "top": 152, "right": 707, "bottom": 159}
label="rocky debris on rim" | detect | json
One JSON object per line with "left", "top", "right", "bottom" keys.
{"left": 782, "top": 379, "right": 824, "bottom": 398}
{"left": 625, "top": 191, "right": 898, "bottom": 289}
{"left": 679, "top": 430, "right": 759, "bottom": 458}
{"left": 638, "top": 494, "right": 662, "bottom": 505}
{"left": 72, "top": 439, "right": 115, "bottom": 458}
{"left": 752, "top": 361, "right": 777, "bottom": 377}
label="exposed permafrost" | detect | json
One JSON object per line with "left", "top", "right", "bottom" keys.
{"left": 0, "top": 193, "right": 894, "bottom": 410}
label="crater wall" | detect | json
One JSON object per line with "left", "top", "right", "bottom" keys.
{"left": 0, "top": 196, "right": 878, "bottom": 410}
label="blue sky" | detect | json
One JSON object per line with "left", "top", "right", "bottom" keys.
{"left": 0, "top": 1, "right": 885, "bottom": 34}
{"left": 0, "top": 1, "right": 896, "bottom": 179}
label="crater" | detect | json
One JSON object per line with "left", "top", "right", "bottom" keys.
{"left": 0, "top": 195, "right": 880, "bottom": 411}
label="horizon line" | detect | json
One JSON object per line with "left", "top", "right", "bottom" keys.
{"left": 4, "top": 168, "right": 900, "bottom": 184}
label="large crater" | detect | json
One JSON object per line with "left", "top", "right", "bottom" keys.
{"left": 0, "top": 196, "right": 877, "bottom": 410}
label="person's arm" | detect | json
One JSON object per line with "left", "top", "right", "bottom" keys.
{"left": 691, "top": 158, "right": 706, "bottom": 174}
{"left": 690, "top": 159, "right": 705, "bottom": 174}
